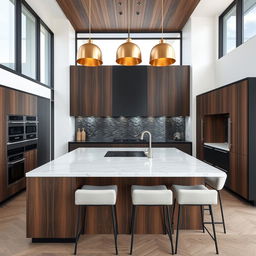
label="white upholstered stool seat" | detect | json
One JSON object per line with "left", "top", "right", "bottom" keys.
{"left": 75, "top": 185, "right": 117, "bottom": 205}
{"left": 172, "top": 185, "right": 218, "bottom": 205}
{"left": 131, "top": 185, "right": 173, "bottom": 205}
{"left": 205, "top": 173, "right": 227, "bottom": 191}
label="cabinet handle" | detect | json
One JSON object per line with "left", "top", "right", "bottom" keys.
{"left": 228, "top": 118, "right": 232, "bottom": 150}
{"left": 201, "top": 118, "right": 204, "bottom": 142}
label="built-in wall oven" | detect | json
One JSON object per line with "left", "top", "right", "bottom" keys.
{"left": 25, "top": 116, "right": 38, "bottom": 140}
{"left": 7, "top": 115, "right": 38, "bottom": 144}
{"left": 7, "top": 147, "right": 25, "bottom": 185}
{"left": 8, "top": 115, "right": 25, "bottom": 143}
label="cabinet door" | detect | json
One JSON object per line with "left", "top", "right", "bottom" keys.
{"left": 148, "top": 66, "right": 190, "bottom": 116}
{"left": 113, "top": 66, "right": 147, "bottom": 116}
{"left": 70, "top": 66, "right": 112, "bottom": 117}
{"left": 196, "top": 95, "right": 204, "bottom": 160}
{"left": 25, "top": 149, "right": 38, "bottom": 173}
{"left": 228, "top": 153, "right": 248, "bottom": 199}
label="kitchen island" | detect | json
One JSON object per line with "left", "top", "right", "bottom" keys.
{"left": 26, "top": 148, "right": 225, "bottom": 241}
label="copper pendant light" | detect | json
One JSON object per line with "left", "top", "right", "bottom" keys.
{"left": 149, "top": 0, "right": 176, "bottom": 66}
{"left": 76, "top": 0, "right": 102, "bottom": 66}
{"left": 116, "top": 0, "right": 142, "bottom": 65}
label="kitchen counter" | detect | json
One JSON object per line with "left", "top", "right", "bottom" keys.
{"left": 204, "top": 142, "right": 230, "bottom": 151}
{"left": 26, "top": 147, "right": 224, "bottom": 178}
{"left": 69, "top": 140, "right": 192, "bottom": 144}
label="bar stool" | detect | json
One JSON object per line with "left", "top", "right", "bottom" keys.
{"left": 205, "top": 174, "right": 227, "bottom": 233}
{"left": 171, "top": 185, "right": 219, "bottom": 254}
{"left": 74, "top": 185, "right": 118, "bottom": 255}
{"left": 130, "top": 185, "right": 174, "bottom": 255}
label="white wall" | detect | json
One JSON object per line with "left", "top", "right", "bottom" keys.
{"left": 25, "top": 0, "right": 75, "bottom": 158}
{"left": 216, "top": 35, "right": 256, "bottom": 86}
{"left": 0, "top": 68, "right": 50, "bottom": 98}
{"left": 183, "top": 17, "right": 217, "bottom": 155}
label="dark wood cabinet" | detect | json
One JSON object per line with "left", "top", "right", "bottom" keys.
{"left": 70, "top": 65, "right": 190, "bottom": 117}
{"left": 0, "top": 86, "right": 38, "bottom": 203}
{"left": 70, "top": 66, "right": 112, "bottom": 116}
{"left": 196, "top": 78, "right": 256, "bottom": 203}
{"left": 148, "top": 66, "right": 190, "bottom": 116}
{"left": 25, "top": 149, "right": 38, "bottom": 173}
{"left": 113, "top": 66, "right": 147, "bottom": 116}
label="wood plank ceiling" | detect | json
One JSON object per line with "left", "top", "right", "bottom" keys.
{"left": 56, "top": 0, "right": 200, "bottom": 33}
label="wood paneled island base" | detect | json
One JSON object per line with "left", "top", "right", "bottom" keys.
{"left": 27, "top": 177, "right": 204, "bottom": 240}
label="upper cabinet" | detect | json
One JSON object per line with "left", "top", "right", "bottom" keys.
{"left": 113, "top": 66, "right": 147, "bottom": 116}
{"left": 70, "top": 65, "right": 190, "bottom": 117}
{"left": 147, "top": 66, "right": 190, "bottom": 116}
{"left": 70, "top": 66, "right": 112, "bottom": 117}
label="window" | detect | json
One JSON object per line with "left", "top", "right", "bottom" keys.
{"left": 219, "top": 0, "right": 256, "bottom": 57}
{"left": 40, "top": 25, "right": 51, "bottom": 85}
{"left": 223, "top": 5, "right": 236, "bottom": 55}
{"left": 21, "top": 5, "right": 36, "bottom": 79}
{"left": 76, "top": 33, "right": 182, "bottom": 65}
{"left": 243, "top": 0, "right": 256, "bottom": 42}
{"left": 0, "top": 0, "right": 54, "bottom": 87}
{"left": 0, "top": 0, "right": 16, "bottom": 69}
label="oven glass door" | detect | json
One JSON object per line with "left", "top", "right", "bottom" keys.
{"left": 8, "top": 157, "right": 25, "bottom": 185}
{"left": 26, "top": 125, "right": 37, "bottom": 134}
{"left": 9, "top": 126, "right": 24, "bottom": 136}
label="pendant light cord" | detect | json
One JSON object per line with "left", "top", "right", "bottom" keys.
{"left": 161, "top": 0, "right": 163, "bottom": 39}
{"left": 128, "top": 0, "right": 130, "bottom": 39}
{"left": 89, "top": 0, "right": 91, "bottom": 40}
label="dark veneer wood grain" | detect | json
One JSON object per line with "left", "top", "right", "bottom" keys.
{"left": 0, "top": 86, "right": 37, "bottom": 202}
{"left": 56, "top": 0, "right": 200, "bottom": 33}
{"left": 196, "top": 78, "right": 254, "bottom": 202}
{"left": 27, "top": 177, "right": 203, "bottom": 238}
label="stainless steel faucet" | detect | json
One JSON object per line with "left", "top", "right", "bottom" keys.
{"left": 140, "top": 131, "right": 153, "bottom": 158}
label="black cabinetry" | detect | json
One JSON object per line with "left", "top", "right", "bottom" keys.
{"left": 112, "top": 66, "right": 147, "bottom": 116}
{"left": 204, "top": 145, "right": 229, "bottom": 172}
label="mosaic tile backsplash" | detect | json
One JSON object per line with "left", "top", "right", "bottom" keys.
{"left": 75, "top": 117, "right": 185, "bottom": 142}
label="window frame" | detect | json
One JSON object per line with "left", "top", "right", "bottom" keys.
{"left": 219, "top": 0, "right": 256, "bottom": 58}
{"left": 0, "top": 0, "right": 54, "bottom": 88}
{"left": 75, "top": 31, "right": 183, "bottom": 66}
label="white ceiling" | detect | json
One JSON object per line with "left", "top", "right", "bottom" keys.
{"left": 192, "top": 0, "right": 234, "bottom": 17}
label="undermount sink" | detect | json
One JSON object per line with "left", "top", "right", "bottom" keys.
{"left": 104, "top": 151, "right": 146, "bottom": 157}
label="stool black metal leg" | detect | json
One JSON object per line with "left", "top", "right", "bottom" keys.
{"left": 166, "top": 206, "right": 174, "bottom": 255}
{"left": 171, "top": 199, "right": 176, "bottom": 234}
{"left": 130, "top": 205, "right": 137, "bottom": 255}
{"left": 209, "top": 205, "right": 219, "bottom": 254}
{"left": 74, "top": 206, "right": 81, "bottom": 255}
{"left": 175, "top": 205, "right": 182, "bottom": 254}
{"left": 200, "top": 205, "right": 205, "bottom": 233}
{"left": 81, "top": 206, "right": 86, "bottom": 234}
{"left": 218, "top": 191, "right": 226, "bottom": 234}
{"left": 111, "top": 205, "right": 119, "bottom": 255}
{"left": 163, "top": 206, "right": 167, "bottom": 234}
{"left": 114, "top": 205, "right": 119, "bottom": 234}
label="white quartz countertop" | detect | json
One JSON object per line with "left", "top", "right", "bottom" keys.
{"left": 204, "top": 143, "right": 230, "bottom": 151}
{"left": 26, "top": 148, "right": 226, "bottom": 178}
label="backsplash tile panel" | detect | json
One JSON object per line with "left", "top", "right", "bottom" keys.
{"left": 75, "top": 117, "right": 185, "bottom": 142}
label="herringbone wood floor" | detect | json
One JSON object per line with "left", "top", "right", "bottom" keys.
{"left": 0, "top": 190, "right": 256, "bottom": 256}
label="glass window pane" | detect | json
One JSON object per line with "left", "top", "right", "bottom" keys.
{"left": 77, "top": 38, "right": 181, "bottom": 65}
{"left": 243, "top": 0, "right": 256, "bottom": 42}
{"left": 40, "top": 25, "right": 51, "bottom": 86}
{"left": 0, "top": 0, "right": 15, "bottom": 69}
{"left": 22, "top": 5, "right": 36, "bottom": 79}
{"left": 223, "top": 5, "right": 236, "bottom": 55}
